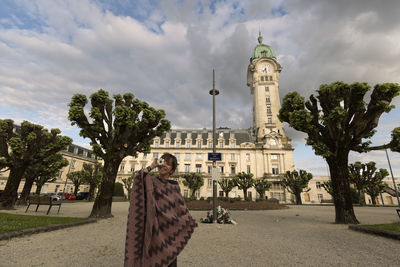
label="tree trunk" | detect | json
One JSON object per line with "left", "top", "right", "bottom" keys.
{"left": 191, "top": 189, "right": 196, "bottom": 198}
{"left": 90, "top": 160, "right": 120, "bottom": 218}
{"left": 295, "top": 192, "right": 302, "bottom": 205}
{"left": 35, "top": 184, "right": 42, "bottom": 194}
{"left": 243, "top": 189, "right": 248, "bottom": 201}
{"left": 0, "top": 167, "right": 25, "bottom": 209}
{"left": 73, "top": 184, "right": 79, "bottom": 196}
{"left": 88, "top": 183, "right": 96, "bottom": 201}
{"left": 358, "top": 189, "right": 365, "bottom": 206}
{"left": 225, "top": 191, "right": 229, "bottom": 197}
{"left": 327, "top": 155, "right": 359, "bottom": 224}
{"left": 17, "top": 174, "right": 36, "bottom": 206}
{"left": 370, "top": 194, "right": 378, "bottom": 205}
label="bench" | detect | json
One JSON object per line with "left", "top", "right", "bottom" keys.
{"left": 25, "top": 195, "right": 62, "bottom": 215}
{"left": 397, "top": 209, "right": 400, "bottom": 219}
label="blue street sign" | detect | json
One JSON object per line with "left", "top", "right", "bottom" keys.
{"left": 208, "top": 152, "right": 222, "bottom": 161}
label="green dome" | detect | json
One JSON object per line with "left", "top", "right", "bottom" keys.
{"left": 251, "top": 32, "right": 276, "bottom": 59}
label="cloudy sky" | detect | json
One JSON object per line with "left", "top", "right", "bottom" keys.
{"left": 1, "top": 0, "right": 399, "bottom": 177}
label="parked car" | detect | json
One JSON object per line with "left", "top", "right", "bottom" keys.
{"left": 48, "top": 193, "right": 61, "bottom": 201}
{"left": 65, "top": 193, "right": 76, "bottom": 200}
{"left": 76, "top": 192, "right": 89, "bottom": 200}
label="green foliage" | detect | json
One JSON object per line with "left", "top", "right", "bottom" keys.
{"left": 33, "top": 154, "right": 69, "bottom": 194}
{"left": 254, "top": 179, "right": 272, "bottom": 199}
{"left": 82, "top": 162, "right": 103, "bottom": 201}
{"left": 68, "top": 89, "right": 171, "bottom": 217}
{"left": 121, "top": 175, "right": 134, "bottom": 200}
{"left": 182, "top": 173, "right": 204, "bottom": 198}
{"left": 67, "top": 170, "right": 87, "bottom": 196}
{"left": 348, "top": 161, "right": 377, "bottom": 205}
{"left": 218, "top": 178, "right": 236, "bottom": 197}
{"left": 364, "top": 168, "right": 389, "bottom": 205}
{"left": 113, "top": 182, "right": 125, "bottom": 197}
{"left": 389, "top": 127, "right": 400, "bottom": 152}
{"left": 281, "top": 170, "right": 313, "bottom": 205}
{"left": 232, "top": 172, "right": 255, "bottom": 200}
{"left": 0, "top": 119, "right": 72, "bottom": 208}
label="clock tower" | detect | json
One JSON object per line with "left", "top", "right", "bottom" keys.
{"left": 247, "top": 33, "right": 289, "bottom": 147}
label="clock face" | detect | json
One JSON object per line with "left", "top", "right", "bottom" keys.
{"left": 260, "top": 64, "right": 271, "bottom": 73}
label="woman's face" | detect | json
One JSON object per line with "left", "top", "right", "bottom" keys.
{"left": 158, "top": 158, "right": 173, "bottom": 177}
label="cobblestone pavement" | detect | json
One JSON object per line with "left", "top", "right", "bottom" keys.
{"left": 1, "top": 203, "right": 399, "bottom": 266}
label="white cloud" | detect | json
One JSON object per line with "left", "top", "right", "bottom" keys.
{"left": 1, "top": 0, "right": 400, "bottom": 175}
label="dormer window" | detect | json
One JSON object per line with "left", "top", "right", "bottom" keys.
{"left": 155, "top": 141, "right": 159, "bottom": 148}
{"left": 165, "top": 141, "right": 169, "bottom": 148}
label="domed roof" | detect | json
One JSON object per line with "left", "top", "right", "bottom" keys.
{"left": 251, "top": 32, "right": 276, "bottom": 60}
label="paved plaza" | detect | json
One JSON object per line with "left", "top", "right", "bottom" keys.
{"left": 1, "top": 203, "right": 400, "bottom": 266}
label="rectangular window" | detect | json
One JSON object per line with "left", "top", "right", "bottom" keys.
{"left": 165, "top": 142, "right": 169, "bottom": 148}
{"left": 196, "top": 164, "right": 201, "bottom": 173}
{"left": 318, "top": 194, "right": 323, "bottom": 201}
{"left": 184, "top": 190, "right": 188, "bottom": 198}
{"left": 268, "top": 117, "right": 272, "bottom": 124}
{"left": 176, "top": 142, "right": 180, "bottom": 148}
{"left": 120, "top": 165, "right": 125, "bottom": 171}
{"left": 220, "top": 166, "right": 224, "bottom": 174}
{"left": 197, "top": 141, "right": 201, "bottom": 148}
{"left": 219, "top": 191, "right": 224, "bottom": 197}
{"left": 130, "top": 165, "right": 135, "bottom": 172}
{"left": 186, "top": 142, "right": 191, "bottom": 148}
{"left": 185, "top": 153, "right": 191, "bottom": 160}
{"left": 195, "top": 190, "right": 200, "bottom": 198}
{"left": 230, "top": 153, "right": 235, "bottom": 160}
{"left": 230, "top": 143, "right": 235, "bottom": 148}
{"left": 219, "top": 142, "right": 223, "bottom": 148}
{"left": 174, "top": 153, "right": 180, "bottom": 159}
{"left": 246, "top": 153, "right": 250, "bottom": 161}
{"left": 196, "top": 153, "right": 202, "bottom": 160}
{"left": 231, "top": 165, "right": 236, "bottom": 174}
{"left": 208, "top": 166, "right": 212, "bottom": 174}
{"left": 266, "top": 96, "right": 270, "bottom": 102}
{"left": 155, "top": 142, "right": 159, "bottom": 148}
{"left": 208, "top": 179, "right": 213, "bottom": 187}
{"left": 261, "top": 76, "right": 264, "bottom": 81}
{"left": 58, "top": 171, "right": 63, "bottom": 179}
{"left": 208, "top": 142, "right": 213, "bottom": 148}
{"left": 247, "top": 165, "right": 251, "bottom": 174}
{"left": 316, "top": 182, "right": 321, "bottom": 189}
{"left": 185, "top": 164, "right": 190, "bottom": 173}
{"left": 153, "top": 152, "right": 158, "bottom": 159}
{"left": 269, "top": 76, "right": 273, "bottom": 81}
{"left": 265, "top": 87, "right": 269, "bottom": 92}
{"left": 271, "top": 154, "right": 278, "bottom": 160}
{"left": 272, "top": 165, "right": 279, "bottom": 175}
{"left": 267, "top": 105, "right": 271, "bottom": 114}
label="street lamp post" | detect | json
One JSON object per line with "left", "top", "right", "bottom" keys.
{"left": 384, "top": 148, "right": 400, "bottom": 208}
{"left": 209, "top": 69, "right": 219, "bottom": 222}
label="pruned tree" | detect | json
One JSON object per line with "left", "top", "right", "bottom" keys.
{"left": 218, "top": 178, "right": 236, "bottom": 197}
{"left": 0, "top": 120, "right": 71, "bottom": 209}
{"left": 122, "top": 174, "right": 134, "bottom": 200}
{"left": 348, "top": 161, "right": 376, "bottom": 206}
{"left": 82, "top": 162, "right": 103, "bottom": 201}
{"left": 321, "top": 180, "right": 334, "bottom": 196}
{"left": 182, "top": 173, "right": 204, "bottom": 198}
{"left": 68, "top": 89, "right": 170, "bottom": 217}
{"left": 281, "top": 170, "right": 313, "bottom": 205}
{"left": 67, "top": 170, "right": 87, "bottom": 196}
{"left": 233, "top": 172, "right": 255, "bottom": 201}
{"left": 365, "top": 168, "right": 389, "bottom": 205}
{"left": 279, "top": 81, "right": 400, "bottom": 223}
{"left": 254, "top": 179, "right": 272, "bottom": 199}
{"left": 20, "top": 153, "right": 68, "bottom": 202}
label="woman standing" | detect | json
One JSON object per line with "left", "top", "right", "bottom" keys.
{"left": 124, "top": 153, "right": 197, "bottom": 267}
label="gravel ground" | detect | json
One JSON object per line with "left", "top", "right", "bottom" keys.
{"left": 1, "top": 203, "right": 400, "bottom": 266}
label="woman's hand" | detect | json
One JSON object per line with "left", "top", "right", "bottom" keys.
{"left": 150, "top": 158, "right": 158, "bottom": 170}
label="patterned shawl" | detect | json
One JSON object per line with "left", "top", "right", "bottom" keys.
{"left": 124, "top": 171, "right": 197, "bottom": 267}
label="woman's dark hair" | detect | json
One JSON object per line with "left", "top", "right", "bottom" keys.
{"left": 161, "top": 153, "right": 178, "bottom": 174}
